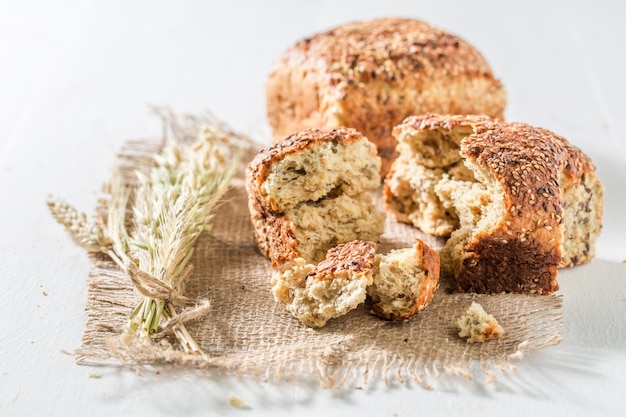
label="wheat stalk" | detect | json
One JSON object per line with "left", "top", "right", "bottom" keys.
{"left": 48, "top": 109, "right": 246, "bottom": 359}
{"left": 47, "top": 198, "right": 110, "bottom": 253}
{"left": 124, "top": 120, "right": 241, "bottom": 356}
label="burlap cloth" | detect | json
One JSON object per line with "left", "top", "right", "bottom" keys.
{"left": 74, "top": 139, "right": 563, "bottom": 389}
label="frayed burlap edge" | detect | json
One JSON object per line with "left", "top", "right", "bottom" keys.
{"left": 73, "top": 138, "right": 563, "bottom": 390}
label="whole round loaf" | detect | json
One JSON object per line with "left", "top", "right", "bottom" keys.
{"left": 385, "top": 114, "right": 604, "bottom": 294}
{"left": 266, "top": 17, "right": 507, "bottom": 175}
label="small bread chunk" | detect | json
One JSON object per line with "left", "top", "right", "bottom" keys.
{"left": 246, "top": 128, "right": 385, "bottom": 266}
{"left": 367, "top": 239, "right": 440, "bottom": 322}
{"left": 456, "top": 302, "right": 503, "bottom": 343}
{"left": 266, "top": 17, "right": 506, "bottom": 175}
{"left": 385, "top": 114, "right": 604, "bottom": 294}
{"left": 271, "top": 241, "right": 376, "bottom": 328}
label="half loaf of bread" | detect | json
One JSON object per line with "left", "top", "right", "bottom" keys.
{"left": 385, "top": 114, "right": 604, "bottom": 294}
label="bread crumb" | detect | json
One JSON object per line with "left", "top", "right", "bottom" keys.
{"left": 456, "top": 301, "right": 503, "bottom": 343}
{"left": 87, "top": 372, "right": 101, "bottom": 378}
{"left": 228, "top": 395, "right": 246, "bottom": 408}
{"left": 42, "top": 291, "right": 48, "bottom": 296}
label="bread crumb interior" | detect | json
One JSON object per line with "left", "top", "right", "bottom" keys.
{"left": 271, "top": 258, "right": 372, "bottom": 328}
{"left": 388, "top": 127, "right": 506, "bottom": 276}
{"left": 266, "top": 138, "right": 385, "bottom": 263}
{"left": 559, "top": 171, "right": 604, "bottom": 267}
{"left": 368, "top": 248, "right": 427, "bottom": 319}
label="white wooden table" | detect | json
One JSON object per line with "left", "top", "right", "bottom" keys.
{"left": 1, "top": 1, "right": 625, "bottom": 416}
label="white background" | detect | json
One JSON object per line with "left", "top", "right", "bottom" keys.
{"left": 1, "top": 1, "right": 625, "bottom": 416}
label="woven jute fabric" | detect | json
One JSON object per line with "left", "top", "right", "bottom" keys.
{"left": 74, "top": 139, "right": 563, "bottom": 389}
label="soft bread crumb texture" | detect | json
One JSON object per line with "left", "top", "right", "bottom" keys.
{"left": 286, "top": 193, "right": 383, "bottom": 263}
{"left": 266, "top": 17, "right": 506, "bottom": 175}
{"left": 368, "top": 239, "right": 440, "bottom": 322}
{"left": 271, "top": 241, "right": 376, "bottom": 328}
{"left": 559, "top": 171, "right": 604, "bottom": 266}
{"left": 384, "top": 114, "right": 604, "bottom": 294}
{"left": 456, "top": 301, "right": 503, "bottom": 343}
{"left": 246, "top": 128, "right": 385, "bottom": 266}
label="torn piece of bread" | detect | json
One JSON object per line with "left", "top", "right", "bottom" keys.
{"left": 385, "top": 114, "right": 604, "bottom": 294}
{"left": 246, "top": 128, "right": 385, "bottom": 266}
{"left": 368, "top": 239, "right": 440, "bottom": 322}
{"left": 266, "top": 17, "right": 506, "bottom": 175}
{"left": 271, "top": 241, "right": 377, "bottom": 328}
{"left": 456, "top": 301, "right": 503, "bottom": 343}
{"left": 273, "top": 239, "right": 441, "bottom": 327}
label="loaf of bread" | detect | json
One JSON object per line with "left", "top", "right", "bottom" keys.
{"left": 368, "top": 239, "right": 440, "bottom": 322}
{"left": 266, "top": 17, "right": 507, "bottom": 175}
{"left": 271, "top": 240, "right": 377, "bottom": 328}
{"left": 385, "top": 114, "right": 604, "bottom": 294}
{"left": 246, "top": 127, "right": 385, "bottom": 266}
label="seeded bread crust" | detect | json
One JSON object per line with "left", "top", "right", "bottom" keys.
{"left": 246, "top": 127, "right": 384, "bottom": 266}
{"left": 310, "top": 240, "right": 377, "bottom": 281}
{"left": 385, "top": 114, "right": 604, "bottom": 294}
{"left": 266, "top": 17, "right": 507, "bottom": 175}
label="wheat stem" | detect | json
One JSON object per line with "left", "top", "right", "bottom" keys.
{"left": 49, "top": 109, "right": 246, "bottom": 360}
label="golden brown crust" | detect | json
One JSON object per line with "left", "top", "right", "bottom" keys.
{"left": 308, "top": 240, "right": 376, "bottom": 281}
{"left": 459, "top": 120, "right": 596, "bottom": 294}
{"left": 411, "top": 239, "right": 441, "bottom": 317}
{"left": 245, "top": 127, "right": 371, "bottom": 266}
{"left": 479, "top": 322, "right": 502, "bottom": 341}
{"left": 266, "top": 17, "right": 507, "bottom": 175}
{"left": 302, "top": 18, "right": 495, "bottom": 81}
{"left": 244, "top": 175, "right": 299, "bottom": 265}
{"left": 389, "top": 114, "right": 600, "bottom": 294}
